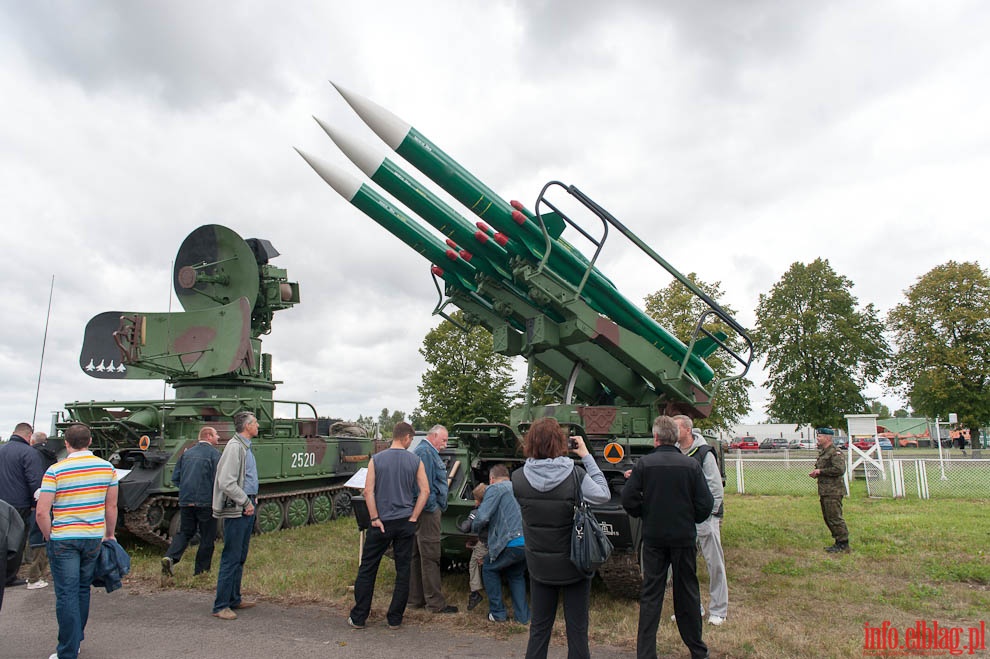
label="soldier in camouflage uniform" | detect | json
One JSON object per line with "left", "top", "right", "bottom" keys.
{"left": 809, "top": 430, "right": 849, "bottom": 552}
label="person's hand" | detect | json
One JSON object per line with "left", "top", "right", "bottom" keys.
{"left": 245, "top": 502, "right": 255, "bottom": 516}
{"left": 372, "top": 518, "right": 385, "bottom": 532}
{"left": 623, "top": 469, "right": 632, "bottom": 479}
{"left": 570, "top": 435, "right": 590, "bottom": 458}
{"left": 809, "top": 469, "right": 820, "bottom": 478}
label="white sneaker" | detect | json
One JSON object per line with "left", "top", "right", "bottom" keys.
{"left": 709, "top": 615, "right": 726, "bottom": 626}
{"left": 27, "top": 579, "right": 49, "bottom": 590}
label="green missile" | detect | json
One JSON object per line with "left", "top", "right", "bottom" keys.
{"left": 294, "top": 148, "right": 478, "bottom": 292}
{"left": 313, "top": 117, "right": 518, "bottom": 282}
{"left": 330, "top": 83, "right": 714, "bottom": 383}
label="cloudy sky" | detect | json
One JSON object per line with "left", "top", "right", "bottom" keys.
{"left": 2, "top": 1, "right": 988, "bottom": 435}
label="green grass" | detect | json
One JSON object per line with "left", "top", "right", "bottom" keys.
{"left": 124, "top": 495, "right": 990, "bottom": 658}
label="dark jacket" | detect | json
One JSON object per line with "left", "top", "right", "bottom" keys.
{"left": 621, "top": 444, "right": 713, "bottom": 547}
{"left": 92, "top": 538, "right": 131, "bottom": 593}
{"left": 1, "top": 499, "right": 25, "bottom": 563}
{"left": 172, "top": 441, "right": 220, "bottom": 507}
{"left": 0, "top": 435, "right": 46, "bottom": 509}
{"left": 512, "top": 455, "right": 610, "bottom": 586}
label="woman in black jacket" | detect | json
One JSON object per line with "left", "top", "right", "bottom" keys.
{"left": 511, "top": 418, "right": 610, "bottom": 659}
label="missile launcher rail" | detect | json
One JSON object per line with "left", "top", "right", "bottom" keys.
{"left": 301, "top": 83, "right": 753, "bottom": 597}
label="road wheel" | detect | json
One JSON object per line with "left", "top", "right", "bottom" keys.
{"left": 285, "top": 497, "right": 310, "bottom": 528}
{"left": 310, "top": 494, "right": 333, "bottom": 524}
{"left": 254, "top": 500, "right": 284, "bottom": 534}
{"left": 332, "top": 490, "right": 353, "bottom": 519}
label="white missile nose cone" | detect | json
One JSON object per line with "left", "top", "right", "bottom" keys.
{"left": 294, "top": 148, "right": 362, "bottom": 202}
{"left": 313, "top": 117, "right": 386, "bottom": 178}
{"left": 329, "top": 80, "right": 411, "bottom": 150}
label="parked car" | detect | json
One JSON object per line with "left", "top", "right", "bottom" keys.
{"left": 730, "top": 436, "right": 752, "bottom": 449}
{"left": 833, "top": 436, "right": 848, "bottom": 450}
{"left": 788, "top": 439, "right": 816, "bottom": 450}
{"left": 852, "top": 437, "right": 893, "bottom": 451}
{"left": 760, "top": 438, "right": 790, "bottom": 451}
{"left": 730, "top": 438, "right": 759, "bottom": 451}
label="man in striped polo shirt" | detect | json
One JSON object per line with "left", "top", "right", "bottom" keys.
{"left": 36, "top": 423, "right": 118, "bottom": 659}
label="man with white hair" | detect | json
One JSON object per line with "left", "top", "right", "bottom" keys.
{"left": 408, "top": 424, "right": 457, "bottom": 614}
{"left": 673, "top": 415, "right": 728, "bottom": 627}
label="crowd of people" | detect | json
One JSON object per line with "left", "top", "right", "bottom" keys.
{"left": 1, "top": 412, "right": 751, "bottom": 659}
{"left": 353, "top": 416, "right": 725, "bottom": 659}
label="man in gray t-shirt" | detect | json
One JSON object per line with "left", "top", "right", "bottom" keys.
{"left": 349, "top": 422, "right": 428, "bottom": 630}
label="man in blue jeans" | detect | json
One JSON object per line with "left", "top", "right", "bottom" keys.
{"left": 472, "top": 464, "right": 529, "bottom": 624}
{"left": 36, "top": 423, "right": 118, "bottom": 659}
{"left": 211, "top": 412, "right": 259, "bottom": 620}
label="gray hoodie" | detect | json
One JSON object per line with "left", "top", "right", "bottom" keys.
{"left": 521, "top": 454, "right": 610, "bottom": 503}
{"left": 682, "top": 430, "right": 724, "bottom": 518}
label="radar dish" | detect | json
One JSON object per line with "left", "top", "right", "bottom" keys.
{"left": 173, "top": 225, "right": 259, "bottom": 312}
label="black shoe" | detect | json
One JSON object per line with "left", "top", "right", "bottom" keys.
{"left": 7, "top": 578, "right": 27, "bottom": 587}
{"left": 435, "top": 605, "right": 459, "bottom": 614}
{"left": 467, "top": 591, "right": 483, "bottom": 611}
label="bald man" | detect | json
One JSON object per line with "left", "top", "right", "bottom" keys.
{"left": 162, "top": 426, "right": 220, "bottom": 581}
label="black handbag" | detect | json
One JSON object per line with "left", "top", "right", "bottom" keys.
{"left": 569, "top": 469, "right": 613, "bottom": 575}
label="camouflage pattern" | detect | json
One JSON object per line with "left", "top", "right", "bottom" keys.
{"left": 814, "top": 444, "right": 846, "bottom": 496}
{"left": 819, "top": 496, "right": 848, "bottom": 543}
{"left": 815, "top": 443, "right": 848, "bottom": 543}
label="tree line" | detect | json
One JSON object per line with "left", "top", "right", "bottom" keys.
{"left": 357, "top": 258, "right": 990, "bottom": 434}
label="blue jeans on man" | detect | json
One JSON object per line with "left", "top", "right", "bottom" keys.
{"left": 48, "top": 538, "right": 102, "bottom": 659}
{"left": 213, "top": 512, "right": 254, "bottom": 613}
{"left": 481, "top": 545, "right": 529, "bottom": 623}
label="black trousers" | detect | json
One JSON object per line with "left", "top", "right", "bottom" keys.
{"left": 638, "top": 543, "right": 708, "bottom": 659}
{"left": 350, "top": 518, "right": 416, "bottom": 627}
{"left": 164, "top": 506, "right": 218, "bottom": 575}
{"left": 525, "top": 577, "right": 592, "bottom": 659}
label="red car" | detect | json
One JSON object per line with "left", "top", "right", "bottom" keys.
{"left": 730, "top": 438, "right": 759, "bottom": 451}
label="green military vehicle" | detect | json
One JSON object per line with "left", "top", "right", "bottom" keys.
{"left": 307, "top": 83, "right": 752, "bottom": 598}
{"left": 59, "top": 224, "right": 374, "bottom": 545}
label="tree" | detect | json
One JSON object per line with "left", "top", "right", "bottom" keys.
{"left": 754, "top": 258, "right": 889, "bottom": 428}
{"left": 416, "top": 311, "right": 516, "bottom": 428}
{"left": 643, "top": 273, "right": 752, "bottom": 431}
{"left": 893, "top": 408, "right": 910, "bottom": 418}
{"left": 376, "top": 408, "right": 406, "bottom": 432}
{"left": 869, "top": 401, "right": 891, "bottom": 418}
{"left": 517, "top": 365, "right": 568, "bottom": 407}
{"left": 887, "top": 260, "right": 990, "bottom": 428}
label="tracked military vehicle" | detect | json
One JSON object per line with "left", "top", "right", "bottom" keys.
{"left": 60, "top": 224, "right": 373, "bottom": 545}
{"left": 302, "top": 83, "right": 752, "bottom": 597}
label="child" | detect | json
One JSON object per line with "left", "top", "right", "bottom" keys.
{"left": 457, "top": 482, "right": 488, "bottom": 611}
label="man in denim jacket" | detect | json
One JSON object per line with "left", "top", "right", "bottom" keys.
{"left": 162, "top": 426, "right": 220, "bottom": 581}
{"left": 408, "top": 425, "right": 456, "bottom": 614}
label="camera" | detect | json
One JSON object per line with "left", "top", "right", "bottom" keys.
{"left": 568, "top": 438, "right": 579, "bottom": 450}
